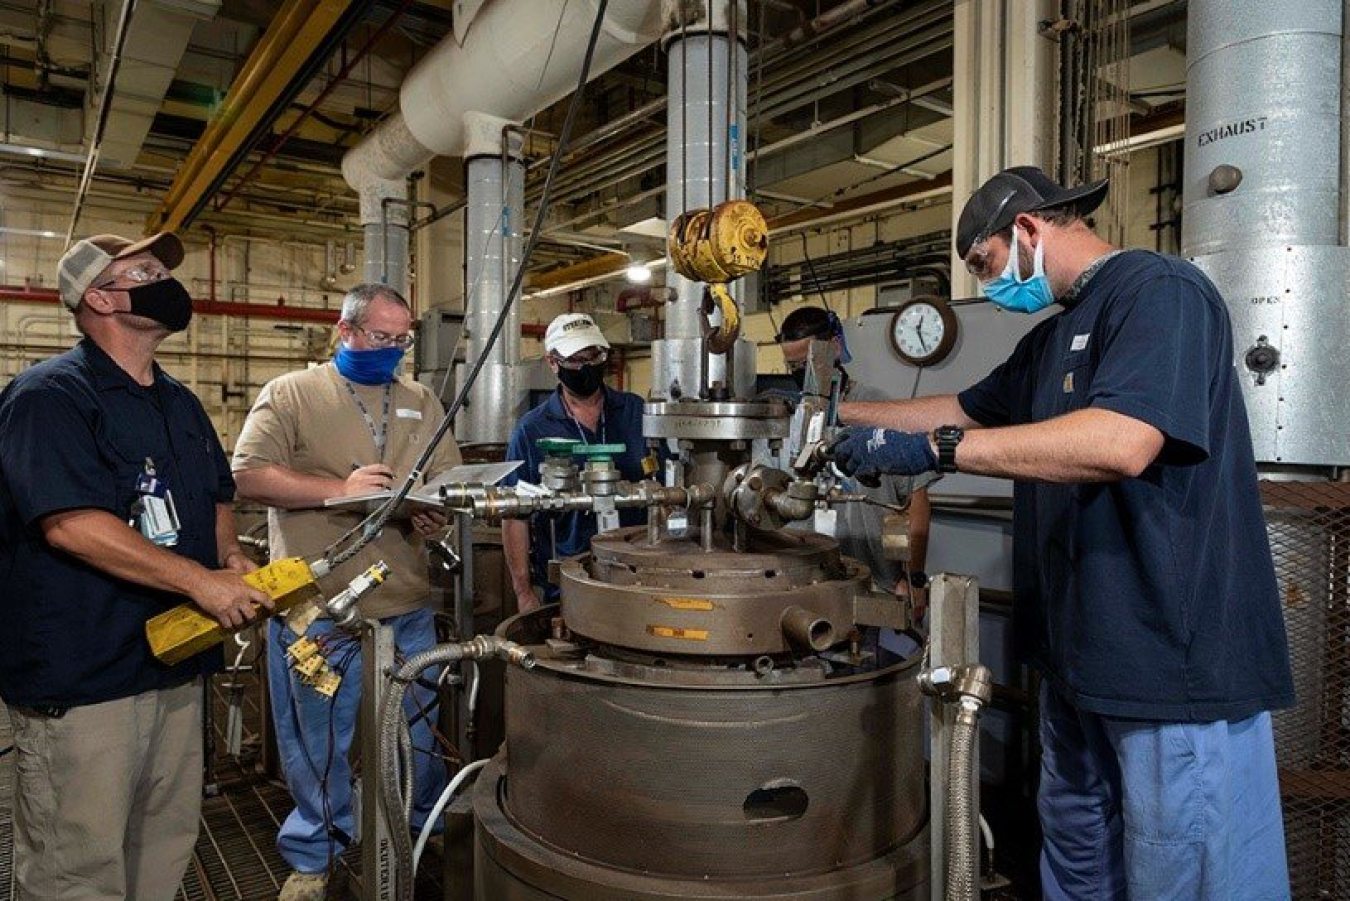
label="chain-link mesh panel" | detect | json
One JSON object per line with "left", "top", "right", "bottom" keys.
{"left": 1264, "top": 480, "right": 1350, "bottom": 901}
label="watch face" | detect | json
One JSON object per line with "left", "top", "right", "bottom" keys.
{"left": 889, "top": 297, "right": 957, "bottom": 366}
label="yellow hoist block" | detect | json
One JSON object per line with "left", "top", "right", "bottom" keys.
{"left": 146, "top": 557, "right": 321, "bottom": 666}
{"left": 667, "top": 200, "right": 768, "bottom": 354}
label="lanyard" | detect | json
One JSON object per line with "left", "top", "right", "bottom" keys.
{"left": 566, "top": 402, "right": 606, "bottom": 445}
{"left": 342, "top": 379, "right": 393, "bottom": 462}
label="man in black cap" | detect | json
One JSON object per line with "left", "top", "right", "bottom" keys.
{"left": 834, "top": 167, "right": 1294, "bottom": 900}
{"left": 0, "top": 233, "right": 269, "bottom": 900}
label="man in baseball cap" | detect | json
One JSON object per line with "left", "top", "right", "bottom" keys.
{"left": 0, "top": 232, "right": 267, "bottom": 898}
{"left": 830, "top": 166, "right": 1294, "bottom": 899}
{"left": 500, "top": 312, "right": 650, "bottom": 611}
{"left": 57, "top": 232, "right": 185, "bottom": 309}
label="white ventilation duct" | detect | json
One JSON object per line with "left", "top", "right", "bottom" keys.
{"left": 340, "top": 0, "right": 665, "bottom": 217}
{"left": 98, "top": 0, "right": 221, "bottom": 167}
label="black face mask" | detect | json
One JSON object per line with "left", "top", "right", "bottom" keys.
{"left": 789, "top": 367, "right": 807, "bottom": 392}
{"left": 558, "top": 363, "right": 605, "bottom": 398}
{"left": 117, "top": 278, "right": 193, "bottom": 332}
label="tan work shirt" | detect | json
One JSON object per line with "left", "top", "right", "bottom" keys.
{"left": 232, "top": 363, "right": 461, "bottom": 619}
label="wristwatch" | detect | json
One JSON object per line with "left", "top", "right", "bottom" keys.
{"left": 907, "top": 570, "right": 929, "bottom": 590}
{"left": 933, "top": 424, "right": 965, "bottom": 473}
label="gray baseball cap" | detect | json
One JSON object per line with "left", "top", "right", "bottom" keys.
{"left": 955, "top": 166, "right": 1108, "bottom": 258}
{"left": 57, "top": 232, "right": 184, "bottom": 310}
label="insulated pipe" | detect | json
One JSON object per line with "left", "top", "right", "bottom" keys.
{"left": 656, "top": 1, "right": 748, "bottom": 398}
{"left": 340, "top": 0, "right": 663, "bottom": 218}
{"left": 462, "top": 112, "right": 526, "bottom": 444}
{"left": 361, "top": 178, "right": 410, "bottom": 296}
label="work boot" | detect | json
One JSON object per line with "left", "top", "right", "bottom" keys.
{"left": 277, "top": 870, "right": 327, "bottom": 901}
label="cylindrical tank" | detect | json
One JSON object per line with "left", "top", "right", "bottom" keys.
{"left": 1183, "top": 0, "right": 1350, "bottom": 468}
{"left": 1181, "top": 1, "right": 1343, "bottom": 256}
{"left": 472, "top": 611, "right": 928, "bottom": 900}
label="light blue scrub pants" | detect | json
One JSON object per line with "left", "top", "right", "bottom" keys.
{"left": 1038, "top": 682, "right": 1290, "bottom": 901}
{"left": 267, "top": 608, "right": 446, "bottom": 874}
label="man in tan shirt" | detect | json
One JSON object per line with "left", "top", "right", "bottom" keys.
{"left": 232, "top": 284, "right": 459, "bottom": 900}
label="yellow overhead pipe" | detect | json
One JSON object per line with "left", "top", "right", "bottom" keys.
{"left": 147, "top": 0, "right": 355, "bottom": 233}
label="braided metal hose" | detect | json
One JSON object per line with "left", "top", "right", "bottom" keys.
{"left": 378, "top": 636, "right": 535, "bottom": 900}
{"left": 946, "top": 697, "right": 983, "bottom": 901}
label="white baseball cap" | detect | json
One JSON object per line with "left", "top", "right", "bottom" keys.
{"left": 544, "top": 313, "right": 610, "bottom": 359}
{"left": 57, "top": 232, "right": 184, "bottom": 310}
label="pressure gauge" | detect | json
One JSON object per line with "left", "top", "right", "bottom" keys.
{"left": 889, "top": 296, "right": 958, "bottom": 366}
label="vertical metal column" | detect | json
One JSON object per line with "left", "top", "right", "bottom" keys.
{"left": 462, "top": 118, "right": 525, "bottom": 444}
{"left": 654, "top": 1, "right": 748, "bottom": 399}
{"left": 360, "top": 622, "right": 400, "bottom": 901}
{"left": 361, "top": 180, "right": 411, "bottom": 298}
{"left": 927, "top": 574, "right": 981, "bottom": 901}
{"left": 949, "top": 0, "right": 1055, "bottom": 298}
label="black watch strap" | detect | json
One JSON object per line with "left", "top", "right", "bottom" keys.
{"left": 934, "top": 425, "right": 964, "bottom": 473}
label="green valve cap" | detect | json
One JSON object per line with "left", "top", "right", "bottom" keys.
{"left": 572, "top": 443, "right": 626, "bottom": 463}
{"left": 536, "top": 437, "right": 583, "bottom": 455}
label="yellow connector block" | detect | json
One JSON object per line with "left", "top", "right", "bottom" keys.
{"left": 294, "top": 654, "right": 326, "bottom": 679}
{"left": 287, "top": 636, "right": 320, "bottom": 664}
{"left": 146, "top": 557, "right": 321, "bottom": 665}
{"left": 313, "top": 670, "right": 342, "bottom": 698}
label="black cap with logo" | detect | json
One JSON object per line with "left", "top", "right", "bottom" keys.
{"left": 955, "top": 166, "right": 1109, "bottom": 258}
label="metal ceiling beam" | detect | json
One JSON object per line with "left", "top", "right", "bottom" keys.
{"left": 146, "top": 0, "right": 358, "bottom": 234}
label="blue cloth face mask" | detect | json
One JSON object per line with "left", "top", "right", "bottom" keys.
{"left": 334, "top": 344, "right": 404, "bottom": 385}
{"left": 981, "top": 226, "right": 1055, "bottom": 314}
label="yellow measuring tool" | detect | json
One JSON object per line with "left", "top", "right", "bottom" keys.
{"left": 145, "top": 557, "right": 321, "bottom": 665}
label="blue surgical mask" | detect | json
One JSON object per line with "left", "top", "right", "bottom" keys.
{"left": 981, "top": 226, "right": 1055, "bottom": 314}
{"left": 334, "top": 344, "right": 404, "bottom": 385}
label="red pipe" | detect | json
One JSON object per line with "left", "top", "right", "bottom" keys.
{"left": 0, "top": 285, "right": 340, "bottom": 324}
{"left": 521, "top": 322, "right": 547, "bottom": 337}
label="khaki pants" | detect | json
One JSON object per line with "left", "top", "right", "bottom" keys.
{"left": 10, "top": 680, "right": 203, "bottom": 901}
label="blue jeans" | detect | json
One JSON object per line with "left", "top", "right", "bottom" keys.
{"left": 267, "top": 608, "right": 446, "bottom": 874}
{"left": 1038, "top": 682, "right": 1289, "bottom": 901}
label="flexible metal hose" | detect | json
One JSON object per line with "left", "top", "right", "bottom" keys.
{"left": 945, "top": 697, "right": 983, "bottom": 901}
{"left": 379, "top": 643, "right": 468, "bottom": 899}
{"left": 378, "top": 636, "right": 535, "bottom": 900}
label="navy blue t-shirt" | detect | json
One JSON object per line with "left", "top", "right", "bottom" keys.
{"left": 958, "top": 251, "right": 1294, "bottom": 721}
{"left": 502, "top": 386, "right": 649, "bottom": 600}
{"left": 0, "top": 339, "right": 235, "bottom": 708}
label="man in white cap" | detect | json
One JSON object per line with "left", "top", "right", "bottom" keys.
{"left": 501, "top": 312, "right": 651, "bottom": 610}
{"left": 0, "top": 233, "right": 269, "bottom": 900}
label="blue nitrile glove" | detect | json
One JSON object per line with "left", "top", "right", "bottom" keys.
{"left": 830, "top": 428, "right": 938, "bottom": 484}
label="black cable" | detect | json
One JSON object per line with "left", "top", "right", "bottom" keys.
{"left": 800, "top": 233, "right": 833, "bottom": 312}
{"left": 322, "top": 0, "right": 613, "bottom": 568}
{"left": 0, "top": 744, "right": 13, "bottom": 758}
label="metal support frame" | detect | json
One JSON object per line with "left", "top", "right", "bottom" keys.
{"left": 927, "top": 573, "right": 981, "bottom": 901}
{"left": 442, "top": 509, "right": 479, "bottom": 901}
{"left": 360, "top": 620, "right": 400, "bottom": 901}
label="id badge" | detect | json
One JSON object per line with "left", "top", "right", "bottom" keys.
{"left": 130, "top": 457, "right": 180, "bottom": 546}
{"left": 133, "top": 492, "right": 181, "bottom": 546}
